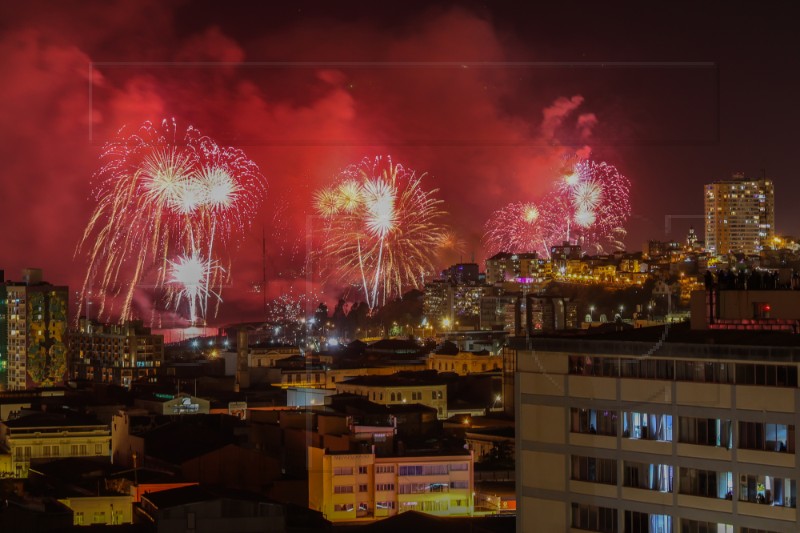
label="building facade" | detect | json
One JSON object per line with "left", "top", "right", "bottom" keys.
{"left": 479, "top": 293, "right": 520, "bottom": 333}
{"left": 334, "top": 375, "right": 448, "bottom": 419}
{"left": 705, "top": 173, "right": 775, "bottom": 256}
{"left": 0, "top": 413, "right": 110, "bottom": 478}
{"left": 6, "top": 269, "right": 69, "bottom": 390}
{"left": 427, "top": 348, "right": 501, "bottom": 376}
{"left": 515, "top": 333, "right": 800, "bottom": 533}
{"left": 526, "top": 295, "right": 579, "bottom": 334}
{"left": 423, "top": 279, "right": 454, "bottom": 327}
{"left": 308, "top": 447, "right": 474, "bottom": 522}
{"left": 485, "top": 252, "right": 539, "bottom": 284}
{"left": 69, "top": 319, "right": 163, "bottom": 388}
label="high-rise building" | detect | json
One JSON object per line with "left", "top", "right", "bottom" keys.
{"left": 515, "top": 321, "right": 800, "bottom": 532}
{"left": 485, "top": 252, "right": 539, "bottom": 284}
{"left": 423, "top": 279, "right": 453, "bottom": 327}
{"left": 442, "top": 263, "right": 481, "bottom": 285}
{"left": 68, "top": 319, "right": 163, "bottom": 388}
{"left": 0, "top": 269, "right": 6, "bottom": 375}
{"left": 308, "top": 446, "right": 474, "bottom": 522}
{"left": 704, "top": 173, "right": 775, "bottom": 256}
{"left": 6, "top": 269, "right": 69, "bottom": 390}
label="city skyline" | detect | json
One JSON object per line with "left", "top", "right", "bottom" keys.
{"left": 1, "top": 2, "right": 797, "bottom": 324}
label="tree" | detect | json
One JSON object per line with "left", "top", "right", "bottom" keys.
{"left": 479, "top": 440, "right": 515, "bottom": 470}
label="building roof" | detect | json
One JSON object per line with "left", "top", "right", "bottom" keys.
{"left": 434, "top": 341, "right": 459, "bottom": 355}
{"left": 142, "top": 484, "right": 274, "bottom": 509}
{"left": 465, "top": 426, "right": 516, "bottom": 439}
{"left": 325, "top": 394, "right": 438, "bottom": 415}
{"left": 2, "top": 411, "right": 105, "bottom": 429}
{"left": 433, "top": 342, "right": 491, "bottom": 357}
{"left": 338, "top": 371, "right": 448, "bottom": 388}
{"left": 139, "top": 415, "right": 241, "bottom": 464}
{"left": 141, "top": 484, "right": 217, "bottom": 508}
{"left": 365, "top": 339, "right": 424, "bottom": 354}
{"left": 352, "top": 511, "right": 514, "bottom": 533}
{"left": 510, "top": 322, "right": 800, "bottom": 360}
{"left": 29, "top": 457, "right": 119, "bottom": 480}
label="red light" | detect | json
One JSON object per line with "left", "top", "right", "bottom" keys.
{"left": 764, "top": 304, "right": 771, "bottom": 312}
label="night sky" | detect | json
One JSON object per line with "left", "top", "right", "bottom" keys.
{"left": 1, "top": 1, "right": 797, "bottom": 324}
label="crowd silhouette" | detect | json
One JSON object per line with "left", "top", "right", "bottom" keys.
{"left": 705, "top": 269, "right": 800, "bottom": 291}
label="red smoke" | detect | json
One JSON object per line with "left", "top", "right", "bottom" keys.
{"left": 0, "top": 3, "right": 604, "bottom": 324}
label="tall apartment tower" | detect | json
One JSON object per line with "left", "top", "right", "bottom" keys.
{"left": 6, "top": 268, "right": 69, "bottom": 390}
{"left": 704, "top": 173, "right": 774, "bottom": 256}
{"left": 0, "top": 269, "right": 6, "bottom": 375}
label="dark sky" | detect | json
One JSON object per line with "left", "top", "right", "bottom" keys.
{"left": 0, "top": 1, "right": 798, "bottom": 324}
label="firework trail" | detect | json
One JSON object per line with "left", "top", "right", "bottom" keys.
{"left": 264, "top": 286, "right": 325, "bottom": 345}
{"left": 435, "top": 229, "right": 467, "bottom": 260}
{"left": 484, "top": 201, "right": 560, "bottom": 258}
{"left": 483, "top": 157, "right": 630, "bottom": 256}
{"left": 560, "top": 159, "right": 631, "bottom": 253}
{"left": 167, "top": 250, "right": 223, "bottom": 326}
{"left": 77, "top": 119, "right": 266, "bottom": 325}
{"left": 314, "top": 156, "right": 446, "bottom": 311}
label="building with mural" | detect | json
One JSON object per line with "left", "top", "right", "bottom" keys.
{"left": 5, "top": 269, "right": 68, "bottom": 390}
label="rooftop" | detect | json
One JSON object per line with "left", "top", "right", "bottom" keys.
{"left": 3, "top": 411, "right": 105, "bottom": 429}
{"left": 509, "top": 322, "right": 800, "bottom": 361}
{"left": 340, "top": 510, "right": 514, "bottom": 533}
{"left": 338, "top": 371, "right": 449, "bottom": 388}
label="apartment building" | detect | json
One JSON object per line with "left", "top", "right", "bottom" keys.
{"left": 0, "top": 413, "right": 110, "bottom": 478}
{"left": 334, "top": 372, "right": 448, "bottom": 419}
{"left": 308, "top": 447, "right": 474, "bottom": 522}
{"left": 68, "top": 318, "right": 163, "bottom": 388}
{"left": 515, "top": 324, "right": 800, "bottom": 533}
{"left": 705, "top": 173, "right": 774, "bottom": 256}
{"left": 427, "top": 342, "right": 502, "bottom": 375}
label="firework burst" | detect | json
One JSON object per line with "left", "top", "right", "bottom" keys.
{"left": 315, "top": 156, "right": 446, "bottom": 310}
{"left": 484, "top": 201, "right": 562, "bottom": 257}
{"left": 167, "top": 250, "right": 222, "bottom": 326}
{"left": 483, "top": 157, "right": 630, "bottom": 256}
{"left": 77, "top": 119, "right": 266, "bottom": 325}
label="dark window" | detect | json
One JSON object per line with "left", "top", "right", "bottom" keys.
{"left": 571, "top": 455, "right": 617, "bottom": 485}
{"left": 570, "top": 503, "right": 618, "bottom": 532}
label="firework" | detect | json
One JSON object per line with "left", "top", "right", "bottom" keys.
{"left": 436, "top": 229, "right": 466, "bottom": 257}
{"left": 77, "top": 119, "right": 266, "bottom": 324}
{"left": 484, "top": 201, "right": 562, "bottom": 257}
{"left": 167, "top": 250, "right": 222, "bottom": 326}
{"left": 560, "top": 159, "right": 631, "bottom": 252}
{"left": 315, "top": 156, "right": 446, "bottom": 310}
{"left": 483, "top": 157, "right": 630, "bottom": 256}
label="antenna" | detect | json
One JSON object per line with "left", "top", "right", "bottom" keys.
{"left": 262, "top": 227, "right": 267, "bottom": 317}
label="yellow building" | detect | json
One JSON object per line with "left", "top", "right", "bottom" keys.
{"left": 0, "top": 413, "right": 110, "bottom": 478}
{"left": 705, "top": 173, "right": 775, "bottom": 256}
{"left": 515, "top": 327, "right": 800, "bottom": 533}
{"left": 334, "top": 373, "right": 448, "bottom": 419}
{"left": 427, "top": 348, "right": 501, "bottom": 375}
{"left": 58, "top": 494, "right": 132, "bottom": 526}
{"left": 274, "top": 362, "right": 428, "bottom": 390}
{"left": 250, "top": 345, "right": 301, "bottom": 368}
{"left": 592, "top": 264, "right": 617, "bottom": 281}
{"left": 308, "top": 447, "right": 474, "bottom": 522}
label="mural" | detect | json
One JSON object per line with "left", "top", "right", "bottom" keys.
{"left": 27, "top": 290, "right": 68, "bottom": 387}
